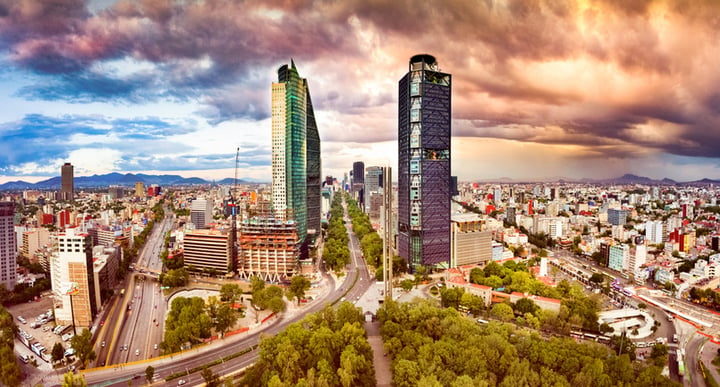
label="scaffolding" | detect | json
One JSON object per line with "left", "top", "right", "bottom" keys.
{"left": 237, "top": 217, "right": 300, "bottom": 283}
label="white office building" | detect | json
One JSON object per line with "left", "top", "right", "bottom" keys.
{"left": 190, "top": 198, "right": 213, "bottom": 229}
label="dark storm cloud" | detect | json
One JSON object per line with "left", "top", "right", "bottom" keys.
{"left": 1, "top": 0, "right": 720, "bottom": 164}
{"left": 0, "top": 0, "right": 364, "bottom": 120}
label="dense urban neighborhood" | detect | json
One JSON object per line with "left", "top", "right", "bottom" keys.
{"left": 3, "top": 175, "right": 720, "bottom": 386}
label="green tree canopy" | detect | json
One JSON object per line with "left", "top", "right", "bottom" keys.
{"left": 240, "top": 302, "right": 374, "bottom": 386}
{"left": 219, "top": 283, "right": 243, "bottom": 304}
{"left": 286, "top": 275, "right": 312, "bottom": 305}
{"left": 70, "top": 328, "right": 96, "bottom": 368}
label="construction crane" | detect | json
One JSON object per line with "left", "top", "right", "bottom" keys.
{"left": 229, "top": 147, "right": 240, "bottom": 274}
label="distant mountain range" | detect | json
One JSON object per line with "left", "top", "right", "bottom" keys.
{"left": 0, "top": 172, "right": 265, "bottom": 191}
{"left": 478, "top": 173, "right": 720, "bottom": 185}
{"left": 3, "top": 172, "right": 720, "bottom": 191}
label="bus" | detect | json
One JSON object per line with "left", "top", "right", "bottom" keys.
{"left": 678, "top": 360, "right": 685, "bottom": 376}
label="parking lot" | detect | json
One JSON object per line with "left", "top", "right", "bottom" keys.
{"left": 7, "top": 294, "right": 78, "bottom": 379}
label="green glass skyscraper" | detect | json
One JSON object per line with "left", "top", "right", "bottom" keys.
{"left": 271, "top": 60, "right": 321, "bottom": 253}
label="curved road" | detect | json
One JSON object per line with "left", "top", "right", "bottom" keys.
{"left": 84, "top": 198, "right": 372, "bottom": 386}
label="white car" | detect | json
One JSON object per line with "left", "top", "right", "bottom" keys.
{"left": 177, "top": 380, "right": 187, "bottom": 385}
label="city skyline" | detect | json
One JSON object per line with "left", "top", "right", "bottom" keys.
{"left": 1, "top": 1, "right": 720, "bottom": 184}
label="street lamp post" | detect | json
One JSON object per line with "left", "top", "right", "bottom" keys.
{"left": 69, "top": 294, "right": 76, "bottom": 336}
{"left": 63, "top": 282, "right": 80, "bottom": 336}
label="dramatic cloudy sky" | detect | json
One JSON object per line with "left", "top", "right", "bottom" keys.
{"left": 1, "top": 0, "right": 719, "bottom": 183}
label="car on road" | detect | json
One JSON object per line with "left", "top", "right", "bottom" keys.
{"left": 135, "top": 349, "right": 140, "bottom": 356}
{"left": 177, "top": 380, "right": 187, "bottom": 386}
{"left": 154, "top": 343, "right": 158, "bottom": 350}
{"left": 101, "top": 341, "right": 105, "bottom": 347}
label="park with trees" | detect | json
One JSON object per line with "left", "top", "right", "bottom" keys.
{"left": 0, "top": 305, "right": 21, "bottom": 386}
{"left": 161, "top": 293, "right": 245, "bottom": 353}
{"left": 322, "top": 193, "right": 351, "bottom": 271}
{"left": 377, "top": 299, "right": 676, "bottom": 387}
{"left": 464, "top": 260, "right": 602, "bottom": 332}
{"left": 240, "top": 302, "right": 375, "bottom": 386}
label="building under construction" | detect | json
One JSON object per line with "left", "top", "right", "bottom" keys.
{"left": 238, "top": 217, "right": 300, "bottom": 283}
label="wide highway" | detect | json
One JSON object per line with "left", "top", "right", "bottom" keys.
{"left": 84, "top": 200, "right": 371, "bottom": 385}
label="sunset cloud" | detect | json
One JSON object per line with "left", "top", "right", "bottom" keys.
{"left": 0, "top": 0, "right": 719, "bottom": 182}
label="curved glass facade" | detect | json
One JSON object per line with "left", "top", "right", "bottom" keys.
{"left": 271, "top": 61, "right": 321, "bottom": 253}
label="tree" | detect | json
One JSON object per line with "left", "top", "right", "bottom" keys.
{"left": 414, "top": 266, "right": 429, "bottom": 286}
{"left": 61, "top": 370, "right": 87, "bottom": 387}
{"left": 219, "top": 283, "right": 242, "bottom": 304}
{"left": 599, "top": 322, "right": 614, "bottom": 335}
{"left": 145, "top": 365, "right": 155, "bottom": 383}
{"left": 250, "top": 275, "right": 266, "bottom": 294}
{"left": 241, "top": 298, "right": 373, "bottom": 386}
{"left": 52, "top": 342, "right": 66, "bottom": 363}
{"left": 286, "top": 275, "right": 311, "bottom": 305}
{"left": 251, "top": 284, "right": 286, "bottom": 322}
{"left": 649, "top": 344, "right": 669, "bottom": 368}
{"left": 214, "top": 303, "right": 239, "bottom": 335}
{"left": 469, "top": 268, "right": 485, "bottom": 284}
{"left": 491, "top": 303, "right": 515, "bottom": 322}
{"left": 513, "top": 298, "right": 539, "bottom": 316}
{"left": 400, "top": 279, "right": 414, "bottom": 292}
{"left": 440, "top": 287, "right": 464, "bottom": 309}
{"left": 393, "top": 255, "right": 409, "bottom": 275}
{"left": 0, "top": 344, "right": 21, "bottom": 386}
{"left": 589, "top": 273, "right": 605, "bottom": 284}
{"left": 460, "top": 292, "right": 486, "bottom": 316}
{"left": 0, "top": 284, "right": 9, "bottom": 305}
{"left": 201, "top": 366, "right": 220, "bottom": 387}
{"left": 0, "top": 305, "right": 17, "bottom": 348}
{"left": 163, "top": 297, "right": 213, "bottom": 353}
{"left": 70, "top": 329, "right": 96, "bottom": 368}
{"left": 483, "top": 275, "right": 504, "bottom": 290}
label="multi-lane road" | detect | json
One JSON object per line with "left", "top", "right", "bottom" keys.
{"left": 93, "top": 211, "right": 174, "bottom": 367}
{"left": 550, "top": 248, "right": 720, "bottom": 385}
{"left": 83, "top": 199, "right": 372, "bottom": 385}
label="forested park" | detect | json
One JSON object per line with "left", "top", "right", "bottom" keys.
{"left": 377, "top": 299, "right": 677, "bottom": 387}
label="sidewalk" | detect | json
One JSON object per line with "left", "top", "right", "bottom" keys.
{"left": 700, "top": 339, "right": 720, "bottom": 385}
{"left": 364, "top": 321, "right": 392, "bottom": 387}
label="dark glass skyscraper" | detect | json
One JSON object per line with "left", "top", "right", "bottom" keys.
{"left": 398, "top": 54, "right": 451, "bottom": 268}
{"left": 61, "top": 162, "right": 74, "bottom": 201}
{"left": 352, "top": 161, "right": 365, "bottom": 207}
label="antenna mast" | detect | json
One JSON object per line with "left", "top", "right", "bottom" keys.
{"left": 230, "top": 147, "right": 240, "bottom": 275}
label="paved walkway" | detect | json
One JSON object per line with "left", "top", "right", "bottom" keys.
{"left": 700, "top": 338, "right": 720, "bottom": 386}
{"left": 364, "top": 321, "right": 392, "bottom": 387}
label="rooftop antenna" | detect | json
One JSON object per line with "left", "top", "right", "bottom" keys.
{"left": 229, "top": 147, "right": 240, "bottom": 275}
